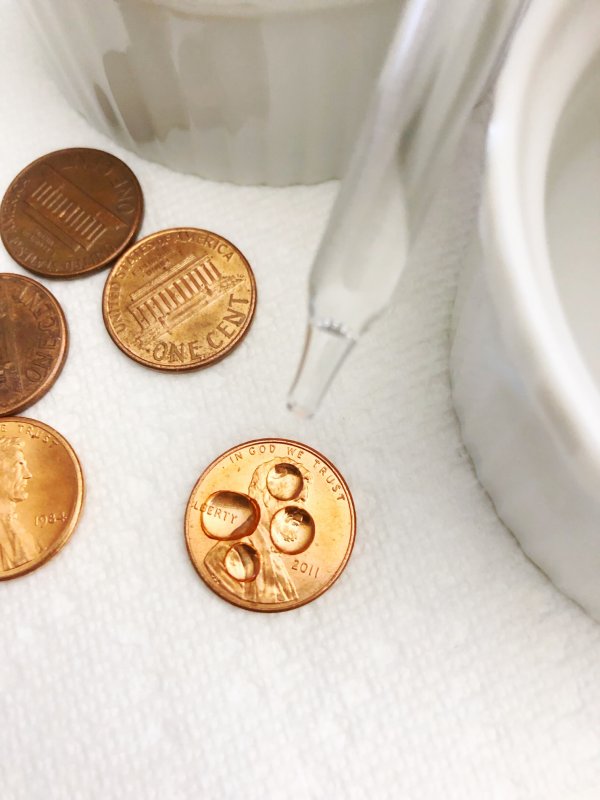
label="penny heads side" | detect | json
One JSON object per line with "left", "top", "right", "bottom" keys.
{"left": 0, "top": 417, "right": 85, "bottom": 580}
{"left": 0, "top": 274, "right": 68, "bottom": 416}
{"left": 185, "top": 438, "right": 356, "bottom": 612}
{"left": 0, "top": 148, "right": 143, "bottom": 278}
{"left": 102, "top": 228, "right": 257, "bottom": 371}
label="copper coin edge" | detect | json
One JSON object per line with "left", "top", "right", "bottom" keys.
{"left": 184, "top": 438, "right": 356, "bottom": 613}
{"left": 0, "top": 273, "right": 69, "bottom": 416}
{"left": 0, "top": 416, "right": 85, "bottom": 581}
{"left": 0, "top": 147, "right": 144, "bottom": 279}
{"left": 102, "top": 227, "right": 257, "bottom": 372}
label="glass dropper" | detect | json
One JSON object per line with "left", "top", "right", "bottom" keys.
{"left": 288, "top": 0, "right": 529, "bottom": 417}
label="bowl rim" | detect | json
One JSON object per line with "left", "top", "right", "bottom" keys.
{"left": 484, "top": 0, "right": 600, "bottom": 486}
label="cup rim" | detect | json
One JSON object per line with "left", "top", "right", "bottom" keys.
{"left": 134, "top": 0, "right": 392, "bottom": 17}
{"left": 484, "top": 0, "right": 600, "bottom": 484}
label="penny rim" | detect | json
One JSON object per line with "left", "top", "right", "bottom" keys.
{"left": 0, "top": 148, "right": 144, "bottom": 278}
{"left": 102, "top": 227, "right": 257, "bottom": 372}
{"left": 0, "top": 273, "right": 69, "bottom": 416}
{"left": 185, "top": 438, "right": 356, "bottom": 612}
{"left": 0, "top": 416, "right": 85, "bottom": 580}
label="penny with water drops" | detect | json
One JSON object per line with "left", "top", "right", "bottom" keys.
{"left": 0, "top": 417, "right": 84, "bottom": 579}
{"left": 0, "top": 273, "right": 68, "bottom": 416}
{"left": 185, "top": 438, "right": 356, "bottom": 612}
{"left": 102, "top": 228, "right": 256, "bottom": 371}
{"left": 0, "top": 148, "right": 143, "bottom": 278}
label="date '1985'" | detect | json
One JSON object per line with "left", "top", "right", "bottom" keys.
{"left": 35, "top": 512, "right": 68, "bottom": 527}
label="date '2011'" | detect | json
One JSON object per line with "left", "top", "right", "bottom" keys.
{"left": 292, "top": 560, "right": 319, "bottom": 578}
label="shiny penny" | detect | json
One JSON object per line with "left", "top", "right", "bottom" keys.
{"left": 0, "top": 148, "right": 143, "bottom": 278}
{"left": 185, "top": 439, "right": 356, "bottom": 612}
{"left": 0, "top": 273, "right": 68, "bottom": 416}
{"left": 0, "top": 417, "right": 84, "bottom": 579}
{"left": 102, "top": 228, "right": 256, "bottom": 371}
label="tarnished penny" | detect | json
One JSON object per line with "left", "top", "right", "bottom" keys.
{"left": 0, "top": 273, "right": 68, "bottom": 416}
{"left": 0, "top": 417, "right": 84, "bottom": 579}
{"left": 102, "top": 228, "right": 256, "bottom": 371}
{"left": 0, "top": 148, "right": 143, "bottom": 278}
{"left": 185, "top": 439, "right": 356, "bottom": 612}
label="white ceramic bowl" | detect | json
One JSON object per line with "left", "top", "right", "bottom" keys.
{"left": 23, "top": 0, "right": 402, "bottom": 185}
{"left": 451, "top": 0, "right": 600, "bottom": 619}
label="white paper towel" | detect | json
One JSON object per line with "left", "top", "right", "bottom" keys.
{"left": 1, "top": 5, "right": 600, "bottom": 799}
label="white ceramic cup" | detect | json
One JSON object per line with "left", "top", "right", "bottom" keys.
{"left": 23, "top": 0, "right": 402, "bottom": 186}
{"left": 451, "top": 0, "right": 600, "bottom": 619}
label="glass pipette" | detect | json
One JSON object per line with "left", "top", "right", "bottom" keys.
{"left": 288, "top": 0, "right": 529, "bottom": 417}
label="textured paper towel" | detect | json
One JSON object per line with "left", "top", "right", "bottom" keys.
{"left": 1, "top": 5, "right": 600, "bottom": 800}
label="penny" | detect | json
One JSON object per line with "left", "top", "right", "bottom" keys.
{"left": 185, "top": 439, "right": 356, "bottom": 612}
{"left": 0, "top": 273, "right": 68, "bottom": 416}
{"left": 0, "top": 148, "right": 143, "bottom": 278}
{"left": 0, "top": 417, "right": 84, "bottom": 580}
{"left": 102, "top": 228, "right": 256, "bottom": 371}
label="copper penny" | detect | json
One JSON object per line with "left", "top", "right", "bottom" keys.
{"left": 185, "top": 439, "right": 356, "bottom": 612}
{"left": 0, "top": 273, "right": 68, "bottom": 416}
{"left": 0, "top": 417, "right": 84, "bottom": 579}
{"left": 102, "top": 228, "right": 257, "bottom": 371}
{"left": 0, "top": 148, "right": 143, "bottom": 278}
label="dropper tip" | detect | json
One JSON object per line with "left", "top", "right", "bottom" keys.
{"left": 286, "top": 398, "right": 314, "bottom": 420}
{"left": 287, "top": 323, "right": 355, "bottom": 418}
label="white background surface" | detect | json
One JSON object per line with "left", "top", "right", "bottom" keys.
{"left": 2, "top": 4, "right": 600, "bottom": 799}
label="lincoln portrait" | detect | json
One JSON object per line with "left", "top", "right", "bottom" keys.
{"left": 0, "top": 437, "right": 39, "bottom": 570}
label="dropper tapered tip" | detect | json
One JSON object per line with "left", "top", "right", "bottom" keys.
{"left": 287, "top": 323, "right": 355, "bottom": 418}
